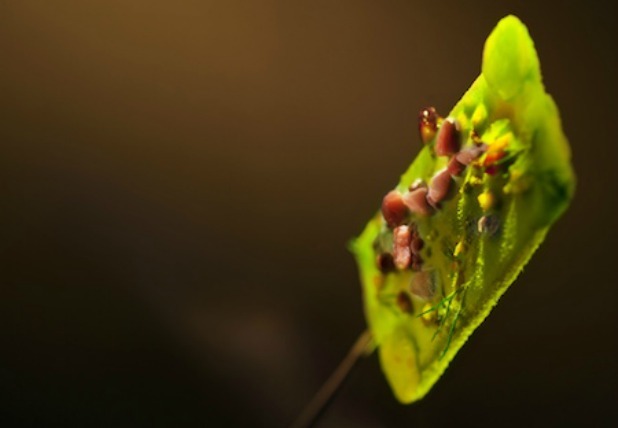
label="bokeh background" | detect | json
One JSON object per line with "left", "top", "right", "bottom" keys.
{"left": 1, "top": 1, "right": 617, "bottom": 427}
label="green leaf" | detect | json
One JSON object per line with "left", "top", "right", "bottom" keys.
{"left": 349, "top": 15, "right": 575, "bottom": 403}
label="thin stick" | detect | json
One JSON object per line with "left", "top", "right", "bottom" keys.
{"left": 290, "top": 330, "right": 373, "bottom": 428}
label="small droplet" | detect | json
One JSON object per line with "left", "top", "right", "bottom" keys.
{"left": 381, "top": 190, "right": 408, "bottom": 228}
{"left": 435, "top": 117, "right": 461, "bottom": 156}
{"left": 393, "top": 225, "right": 412, "bottom": 270}
{"left": 396, "top": 291, "right": 414, "bottom": 314}
{"left": 402, "top": 187, "right": 433, "bottom": 216}
{"left": 418, "top": 107, "right": 439, "bottom": 144}
{"left": 477, "top": 215, "right": 500, "bottom": 235}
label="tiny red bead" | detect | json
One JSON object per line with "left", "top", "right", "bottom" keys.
{"left": 435, "top": 118, "right": 461, "bottom": 156}
{"left": 381, "top": 190, "right": 408, "bottom": 227}
{"left": 427, "top": 168, "right": 453, "bottom": 206}
{"left": 418, "top": 107, "right": 439, "bottom": 144}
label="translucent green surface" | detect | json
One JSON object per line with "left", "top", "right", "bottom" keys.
{"left": 350, "top": 15, "right": 575, "bottom": 403}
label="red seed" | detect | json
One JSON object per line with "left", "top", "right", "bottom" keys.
{"left": 435, "top": 117, "right": 461, "bottom": 156}
{"left": 418, "top": 107, "right": 439, "bottom": 144}
{"left": 402, "top": 187, "right": 433, "bottom": 217}
{"left": 427, "top": 168, "right": 453, "bottom": 206}
{"left": 393, "top": 225, "right": 412, "bottom": 270}
{"left": 396, "top": 291, "right": 413, "bottom": 313}
{"left": 447, "top": 156, "right": 465, "bottom": 176}
{"left": 381, "top": 190, "right": 408, "bottom": 227}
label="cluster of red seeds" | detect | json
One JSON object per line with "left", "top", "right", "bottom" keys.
{"left": 377, "top": 107, "right": 487, "bottom": 275}
{"left": 374, "top": 107, "right": 515, "bottom": 316}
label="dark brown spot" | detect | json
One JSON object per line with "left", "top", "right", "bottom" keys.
{"left": 409, "top": 271, "right": 435, "bottom": 300}
{"left": 435, "top": 117, "right": 461, "bottom": 156}
{"left": 381, "top": 190, "right": 408, "bottom": 228}
{"left": 376, "top": 253, "right": 395, "bottom": 273}
{"left": 484, "top": 165, "right": 499, "bottom": 175}
{"left": 410, "top": 253, "right": 424, "bottom": 271}
{"left": 408, "top": 223, "right": 424, "bottom": 253}
{"left": 418, "top": 107, "right": 439, "bottom": 144}
{"left": 410, "top": 233, "right": 424, "bottom": 253}
{"left": 396, "top": 291, "right": 413, "bottom": 314}
{"left": 427, "top": 168, "right": 453, "bottom": 206}
{"left": 393, "top": 225, "right": 412, "bottom": 270}
{"left": 402, "top": 187, "right": 433, "bottom": 217}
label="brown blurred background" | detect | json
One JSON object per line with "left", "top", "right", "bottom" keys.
{"left": 1, "top": 1, "right": 617, "bottom": 427}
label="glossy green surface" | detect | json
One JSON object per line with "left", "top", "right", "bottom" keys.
{"left": 350, "top": 15, "right": 575, "bottom": 403}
